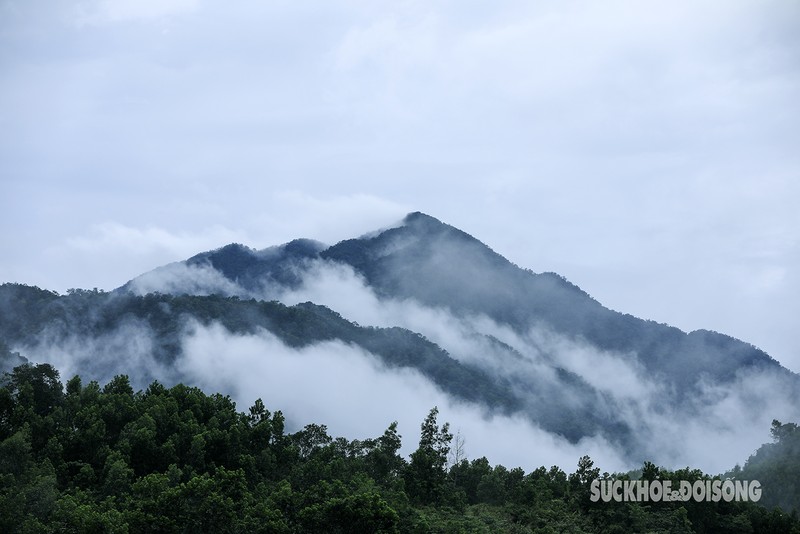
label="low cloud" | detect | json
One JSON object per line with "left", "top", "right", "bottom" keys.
{"left": 10, "top": 309, "right": 629, "bottom": 473}
{"left": 177, "top": 320, "right": 631, "bottom": 473}
{"left": 272, "top": 259, "right": 800, "bottom": 473}
{"left": 127, "top": 261, "right": 246, "bottom": 297}
{"left": 15, "top": 318, "right": 177, "bottom": 387}
{"left": 12, "top": 286, "right": 797, "bottom": 476}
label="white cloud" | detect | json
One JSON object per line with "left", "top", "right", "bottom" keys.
{"left": 127, "top": 261, "right": 245, "bottom": 297}
{"left": 177, "top": 321, "right": 630, "bottom": 473}
{"left": 273, "top": 258, "right": 800, "bottom": 473}
{"left": 42, "top": 222, "right": 248, "bottom": 292}
{"left": 16, "top": 318, "right": 175, "bottom": 386}
{"left": 175, "top": 317, "right": 797, "bottom": 474}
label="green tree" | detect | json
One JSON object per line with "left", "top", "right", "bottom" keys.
{"left": 405, "top": 407, "right": 452, "bottom": 505}
{"left": 299, "top": 491, "right": 399, "bottom": 533}
{"left": 365, "top": 422, "right": 405, "bottom": 486}
{"left": 1, "top": 363, "right": 64, "bottom": 418}
{"left": 569, "top": 455, "right": 600, "bottom": 510}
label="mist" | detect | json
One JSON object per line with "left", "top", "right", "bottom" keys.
{"left": 16, "top": 317, "right": 178, "bottom": 388}
{"left": 177, "top": 320, "right": 631, "bottom": 473}
{"left": 127, "top": 262, "right": 248, "bottom": 298}
{"left": 12, "top": 312, "right": 629, "bottom": 473}
{"left": 109, "top": 248, "right": 800, "bottom": 474}
{"left": 17, "top": 295, "right": 793, "bottom": 476}
{"left": 269, "top": 258, "right": 800, "bottom": 473}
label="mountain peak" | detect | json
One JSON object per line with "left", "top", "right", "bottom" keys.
{"left": 279, "top": 238, "right": 327, "bottom": 257}
{"left": 403, "top": 211, "right": 444, "bottom": 227}
{"left": 399, "top": 212, "right": 480, "bottom": 247}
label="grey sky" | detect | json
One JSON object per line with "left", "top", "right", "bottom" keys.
{"left": 1, "top": 0, "right": 799, "bottom": 373}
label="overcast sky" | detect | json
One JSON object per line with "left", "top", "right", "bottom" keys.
{"left": 1, "top": 0, "right": 798, "bottom": 372}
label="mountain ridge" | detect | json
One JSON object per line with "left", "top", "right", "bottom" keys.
{"left": 131, "top": 211, "right": 782, "bottom": 389}
{"left": 2, "top": 212, "right": 798, "bottom": 471}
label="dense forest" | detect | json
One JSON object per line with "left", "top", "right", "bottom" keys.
{"left": 1, "top": 363, "right": 798, "bottom": 533}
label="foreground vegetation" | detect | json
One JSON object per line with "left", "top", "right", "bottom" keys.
{"left": 1, "top": 363, "right": 798, "bottom": 533}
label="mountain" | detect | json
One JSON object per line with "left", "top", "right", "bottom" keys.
{"left": 2, "top": 212, "right": 798, "bottom": 471}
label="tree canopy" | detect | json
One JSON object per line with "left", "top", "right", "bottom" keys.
{"left": 1, "top": 363, "right": 798, "bottom": 533}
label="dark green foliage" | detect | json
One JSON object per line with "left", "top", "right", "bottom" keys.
{"left": 729, "top": 419, "right": 800, "bottom": 513}
{"left": 405, "top": 407, "right": 452, "bottom": 505}
{"left": 1, "top": 364, "right": 798, "bottom": 532}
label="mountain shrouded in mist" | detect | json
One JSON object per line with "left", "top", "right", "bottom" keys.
{"left": 1, "top": 212, "right": 798, "bottom": 473}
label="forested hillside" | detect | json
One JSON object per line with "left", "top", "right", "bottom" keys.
{"left": 1, "top": 363, "right": 798, "bottom": 533}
